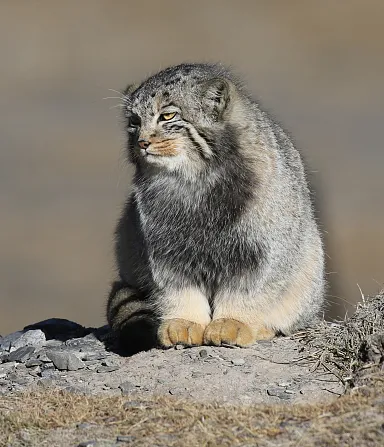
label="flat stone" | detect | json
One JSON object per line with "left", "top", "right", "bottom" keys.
{"left": 81, "top": 352, "right": 105, "bottom": 361}
{"left": 231, "top": 358, "right": 246, "bottom": 366}
{"left": 13, "top": 330, "right": 46, "bottom": 349}
{"left": 46, "top": 351, "right": 85, "bottom": 371}
{"left": 7, "top": 346, "right": 35, "bottom": 363}
{"left": 267, "top": 387, "right": 292, "bottom": 400}
{"left": 12, "top": 376, "right": 31, "bottom": 386}
{"left": 36, "top": 352, "right": 52, "bottom": 362}
{"left": 25, "top": 359, "right": 43, "bottom": 367}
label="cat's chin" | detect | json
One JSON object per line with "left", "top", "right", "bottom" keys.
{"left": 141, "top": 153, "right": 184, "bottom": 171}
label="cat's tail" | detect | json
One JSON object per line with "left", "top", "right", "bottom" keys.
{"left": 106, "top": 281, "right": 159, "bottom": 354}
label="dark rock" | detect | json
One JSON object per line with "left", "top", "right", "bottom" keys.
{"left": 7, "top": 346, "right": 35, "bottom": 363}
{"left": 24, "top": 318, "right": 91, "bottom": 341}
{"left": 46, "top": 351, "right": 85, "bottom": 371}
{"left": 116, "top": 435, "right": 136, "bottom": 443}
{"left": 199, "top": 349, "right": 208, "bottom": 358}
{"left": 97, "top": 365, "right": 119, "bottom": 373}
{"left": 93, "top": 325, "right": 111, "bottom": 342}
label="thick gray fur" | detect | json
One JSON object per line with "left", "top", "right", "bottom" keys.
{"left": 107, "top": 63, "right": 325, "bottom": 352}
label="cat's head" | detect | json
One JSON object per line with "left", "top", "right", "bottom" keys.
{"left": 122, "top": 64, "right": 249, "bottom": 176}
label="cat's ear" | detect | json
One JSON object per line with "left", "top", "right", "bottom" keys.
{"left": 123, "top": 83, "right": 138, "bottom": 98}
{"left": 201, "top": 78, "right": 230, "bottom": 119}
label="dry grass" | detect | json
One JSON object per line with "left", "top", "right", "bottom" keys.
{"left": 1, "top": 382, "right": 383, "bottom": 447}
{"left": 299, "top": 291, "right": 384, "bottom": 387}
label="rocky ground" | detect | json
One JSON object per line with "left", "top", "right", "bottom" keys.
{"left": 1, "top": 297, "right": 383, "bottom": 446}
{"left": 0, "top": 319, "right": 342, "bottom": 406}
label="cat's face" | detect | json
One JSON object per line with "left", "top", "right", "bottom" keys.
{"left": 123, "top": 64, "right": 233, "bottom": 174}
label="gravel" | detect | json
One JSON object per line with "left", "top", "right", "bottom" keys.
{"left": 0, "top": 318, "right": 343, "bottom": 404}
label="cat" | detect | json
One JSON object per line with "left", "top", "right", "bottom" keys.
{"left": 106, "top": 63, "right": 325, "bottom": 353}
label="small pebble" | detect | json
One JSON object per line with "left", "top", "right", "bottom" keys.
{"left": 97, "top": 365, "right": 119, "bottom": 373}
{"left": 191, "top": 371, "right": 204, "bottom": 378}
{"left": 231, "top": 358, "right": 245, "bottom": 366}
{"left": 76, "top": 422, "right": 96, "bottom": 430}
{"left": 267, "top": 387, "right": 292, "bottom": 400}
{"left": 101, "top": 358, "right": 118, "bottom": 367}
{"left": 116, "top": 435, "right": 136, "bottom": 443}
{"left": 119, "top": 381, "right": 136, "bottom": 395}
{"left": 199, "top": 349, "right": 208, "bottom": 358}
{"left": 175, "top": 344, "right": 184, "bottom": 350}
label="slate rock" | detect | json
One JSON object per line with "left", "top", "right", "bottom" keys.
{"left": 0, "top": 331, "right": 23, "bottom": 351}
{"left": 25, "top": 359, "right": 43, "bottom": 367}
{"left": 46, "top": 351, "right": 85, "bottom": 371}
{"left": 13, "top": 330, "right": 46, "bottom": 349}
{"left": 267, "top": 387, "right": 292, "bottom": 400}
{"left": 7, "top": 346, "right": 35, "bottom": 363}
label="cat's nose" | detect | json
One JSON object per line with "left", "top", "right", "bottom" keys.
{"left": 138, "top": 139, "right": 150, "bottom": 150}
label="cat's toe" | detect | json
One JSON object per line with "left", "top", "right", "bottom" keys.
{"left": 158, "top": 318, "right": 205, "bottom": 348}
{"left": 204, "top": 318, "right": 273, "bottom": 347}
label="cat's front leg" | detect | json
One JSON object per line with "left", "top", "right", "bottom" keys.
{"left": 157, "top": 287, "right": 211, "bottom": 348}
{"left": 204, "top": 287, "right": 275, "bottom": 347}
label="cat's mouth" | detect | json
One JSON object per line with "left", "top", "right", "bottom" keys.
{"left": 140, "top": 144, "right": 179, "bottom": 158}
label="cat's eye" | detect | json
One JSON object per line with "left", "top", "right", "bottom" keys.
{"left": 160, "top": 112, "right": 176, "bottom": 121}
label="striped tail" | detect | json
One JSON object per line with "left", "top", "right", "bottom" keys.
{"left": 107, "top": 281, "right": 158, "bottom": 354}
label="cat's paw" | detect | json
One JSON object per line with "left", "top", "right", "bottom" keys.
{"left": 204, "top": 318, "right": 274, "bottom": 347}
{"left": 158, "top": 318, "right": 205, "bottom": 348}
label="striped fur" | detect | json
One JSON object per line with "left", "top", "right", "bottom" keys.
{"left": 107, "top": 63, "right": 325, "bottom": 352}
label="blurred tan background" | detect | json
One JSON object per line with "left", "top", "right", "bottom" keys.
{"left": 1, "top": 0, "right": 383, "bottom": 334}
